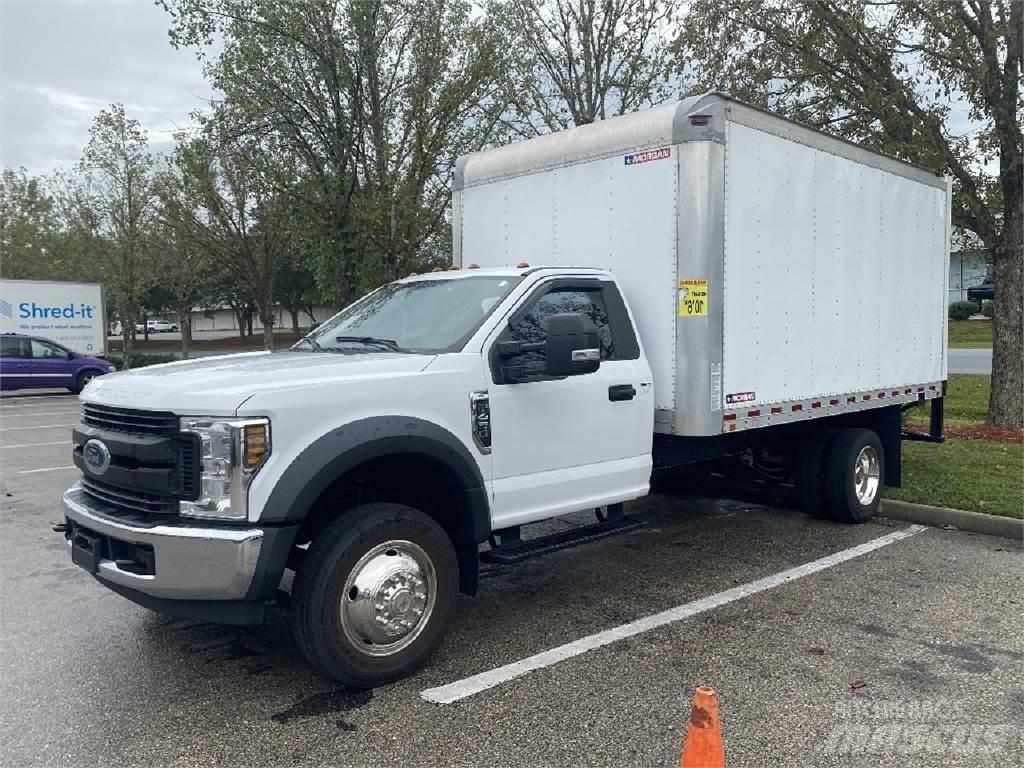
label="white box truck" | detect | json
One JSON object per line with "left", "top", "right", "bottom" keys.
{"left": 0, "top": 278, "right": 106, "bottom": 355}
{"left": 59, "top": 93, "right": 949, "bottom": 687}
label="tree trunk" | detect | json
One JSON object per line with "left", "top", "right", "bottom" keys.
{"left": 233, "top": 305, "right": 246, "bottom": 339}
{"left": 142, "top": 312, "right": 149, "bottom": 342}
{"left": 262, "top": 316, "right": 275, "bottom": 350}
{"left": 246, "top": 311, "right": 254, "bottom": 337}
{"left": 289, "top": 308, "right": 300, "bottom": 333}
{"left": 178, "top": 308, "right": 192, "bottom": 360}
{"left": 122, "top": 314, "right": 134, "bottom": 366}
{"left": 988, "top": 197, "right": 1023, "bottom": 427}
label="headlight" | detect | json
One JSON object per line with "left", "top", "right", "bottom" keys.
{"left": 106, "top": 364, "right": 117, "bottom": 372}
{"left": 179, "top": 417, "right": 271, "bottom": 520}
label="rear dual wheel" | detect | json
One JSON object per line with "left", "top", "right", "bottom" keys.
{"left": 794, "top": 427, "right": 883, "bottom": 524}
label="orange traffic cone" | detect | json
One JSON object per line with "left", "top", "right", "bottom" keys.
{"left": 680, "top": 686, "right": 725, "bottom": 768}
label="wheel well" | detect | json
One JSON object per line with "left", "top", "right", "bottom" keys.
{"left": 294, "top": 452, "right": 480, "bottom": 594}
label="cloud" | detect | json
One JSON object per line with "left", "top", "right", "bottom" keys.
{"left": 0, "top": 0, "right": 215, "bottom": 174}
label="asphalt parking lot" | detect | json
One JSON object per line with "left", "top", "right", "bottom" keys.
{"left": 1, "top": 390, "right": 1021, "bottom": 768}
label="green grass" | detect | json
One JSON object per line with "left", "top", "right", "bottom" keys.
{"left": 948, "top": 320, "right": 992, "bottom": 348}
{"left": 890, "top": 373, "right": 1023, "bottom": 518}
{"left": 904, "top": 374, "right": 989, "bottom": 427}
{"left": 886, "top": 439, "right": 1023, "bottom": 518}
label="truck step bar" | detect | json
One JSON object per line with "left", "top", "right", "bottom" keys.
{"left": 482, "top": 505, "right": 646, "bottom": 564}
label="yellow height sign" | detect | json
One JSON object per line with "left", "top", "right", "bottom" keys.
{"left": 678, "top": 279, "right": 709, "bottom": 317}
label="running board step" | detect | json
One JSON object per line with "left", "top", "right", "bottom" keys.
{"left": 481, "top": 516, "right": 646, "bottom": 564}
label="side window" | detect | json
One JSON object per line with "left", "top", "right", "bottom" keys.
{"left": 1, "top": 338, "right": 27, "bottom": 358}
{"left": 30, "top": 340, "right": 69, "bottom": 360}
{"left": 507, "top": 288, "right": 614, "bottom": 366}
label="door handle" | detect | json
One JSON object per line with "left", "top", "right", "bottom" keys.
{"left": 608, "top": 384, "right": 636, "bottom": 402}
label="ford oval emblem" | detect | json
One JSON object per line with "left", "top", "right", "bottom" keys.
{"left": 83, "top": 439, "right": 111, "bottom": 476}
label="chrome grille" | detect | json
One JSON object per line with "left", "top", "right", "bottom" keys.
{"left": 80, "top": 477, "right": 178, "bottom": 515}
{"left": 82, "top": 403, "right": 178, "bottom": 436}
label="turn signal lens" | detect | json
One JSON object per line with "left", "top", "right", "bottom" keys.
{"left": 243, "top": 423, "right": 269, "bottom": 469}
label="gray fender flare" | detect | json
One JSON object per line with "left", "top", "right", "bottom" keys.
{"left": 259, "top": 416, "right": 490, "bottom": 595}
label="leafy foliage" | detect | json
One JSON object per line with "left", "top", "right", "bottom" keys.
{"left": 160, "top": 0, "right": 510, "bottom": 302}
{"left": 492, "top": 0, "right": 679, "bottom": 136}
{"left": 949, "top": 300, "right": 980, "bottom": 321}
{"left": 677, "top": 0, "right": 1021, "bottom": 426}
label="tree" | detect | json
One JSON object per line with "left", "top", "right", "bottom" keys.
{"left": 275, "top": 254, "right": 319, "bottom": 333}
{"left": 160, "top": 0, "right": 510, "bottom": 301}
{"left": 166, "top": 132, "right": 295, "bottom": 349}
{"left": 0, "top": 169, "right": 58, "bottom": 279}
{"left": 73, "top": 105, "right": 159, "bottom": 360}
{"left": 155, "top": 158, "right": 226, "bottom": 358}
{"left": 493, "top": 0, "right": 677, "bottom": 136}
{"left": 678, "top": 0, "right": 1022, "bottom": 426}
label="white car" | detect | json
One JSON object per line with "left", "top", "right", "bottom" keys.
{"left": 137, "top": 320, "right": 178, "bottom": 333}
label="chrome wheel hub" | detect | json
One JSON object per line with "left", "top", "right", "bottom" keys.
{"left": 853, "top": 445, "right": 881, "bottom": 505}
{"left": 341, "top": 541, "right": 436, "bottom": 657}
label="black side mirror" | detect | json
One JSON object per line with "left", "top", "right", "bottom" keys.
{"left": 545, "top": 312, "right": 600, "bottom": 376}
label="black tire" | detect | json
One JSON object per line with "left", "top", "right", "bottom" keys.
{"left": 824, "top": 428, "right": 884, "bottom": 524}
{"left": 69, "top": 370, "right": 100, "bottom": 394}
{"left": 290, "top": 502, "right": 458, "bottom": 688}
{"left": 793, "top": 428, "right": 836, "bottom": 517}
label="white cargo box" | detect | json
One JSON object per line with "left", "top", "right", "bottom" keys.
{"left": 454, "top": 93, "right": 949, "bottom": 437}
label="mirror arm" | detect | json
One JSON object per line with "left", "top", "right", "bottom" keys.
{"left": 497, "top": 340, "right": 545, "bottom": 357}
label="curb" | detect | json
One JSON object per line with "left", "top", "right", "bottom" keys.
{"left": 881, "top": 500, "right": 1023, "bottom": 540}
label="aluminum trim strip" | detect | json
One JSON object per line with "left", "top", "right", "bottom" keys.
{"left": 721, "top": 382, "right": 944, "bottom": 432}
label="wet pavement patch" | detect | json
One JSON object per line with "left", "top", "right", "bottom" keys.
{"left": 271, "top": 688, "right": 373, "bottom": 729}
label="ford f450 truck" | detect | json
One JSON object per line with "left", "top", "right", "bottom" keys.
{"left": 60, "top": 94, "right": 949, "bottom": 687}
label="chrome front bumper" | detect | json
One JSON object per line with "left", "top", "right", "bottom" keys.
{"left": 62, "top": 484, "right": 264, "bottom": 601}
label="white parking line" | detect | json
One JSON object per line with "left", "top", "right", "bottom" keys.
{"left": 0, "top": 395, "right": 77, "bottom": 403}
{"left": 0, "top": 441, "right": 71, "bottom": 449}
{"left": 18, "top": 465, "right": 77, "bottom": 474}
{"left": 0, "top": 410, "right": 82, "bottom": 416}
{"left": 421, "top": 524, "right": 926, "bottom": 705}
{"left": 0, "top": 424, "right": 76, "bottom": 431}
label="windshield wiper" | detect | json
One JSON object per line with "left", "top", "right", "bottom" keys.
{"left": 335, "top": 336, "right": 405, "bottom": 352}
{"left": 295, "top": 334, "right": 322, "bottom": 351}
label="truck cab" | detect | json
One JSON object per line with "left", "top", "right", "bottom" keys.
{"left": 62, "top": 266, "right": 654, "bottom": 687}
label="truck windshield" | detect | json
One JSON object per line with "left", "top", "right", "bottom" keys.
{"left": 298, "top": 275, "right": 522, "bottom": 354}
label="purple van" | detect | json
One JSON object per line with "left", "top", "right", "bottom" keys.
{"left": 0, "top": 333, "right": 115, "bottom": 394}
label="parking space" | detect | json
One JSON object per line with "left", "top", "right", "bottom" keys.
{"left": 1, "top": 394, "right": 1021, "bottom": 767}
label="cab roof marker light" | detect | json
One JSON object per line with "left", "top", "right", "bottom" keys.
{"left": 516, "top": 261, "right": 530, "bottom": 268}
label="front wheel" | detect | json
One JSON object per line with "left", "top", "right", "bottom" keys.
{"left": 824, "top": 428, "right": 884, "bottom": 523}
{"left": 69, "top": 370, "right": 99, "bottom": 394}
{"left": 290, "top": 502, "right": 458, "bottom": 688}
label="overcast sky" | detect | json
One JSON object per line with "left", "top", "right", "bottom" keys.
{"left": 1, "top": 0, "right": 987, "bottom": 180}
{"left": 0, "top": 0, "right": 214, "bottom": 175}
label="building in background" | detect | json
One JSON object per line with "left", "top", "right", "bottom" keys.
{"left": 186, "top": 304, "right": 339, "bottom": 333}
{"left": 949, "top": 230, "right": 991, "bottom": 302}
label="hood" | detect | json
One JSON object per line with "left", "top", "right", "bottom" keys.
{"left": 82, "top": 350, "right": 436, "bottom": 414}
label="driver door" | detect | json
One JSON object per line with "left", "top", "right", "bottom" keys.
{"left": 484, "top": 278, "right": 653, "bottom": 529}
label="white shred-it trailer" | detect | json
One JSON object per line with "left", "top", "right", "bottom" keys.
{"left": 453, "top": 92, "right": 950, "bottom": 438}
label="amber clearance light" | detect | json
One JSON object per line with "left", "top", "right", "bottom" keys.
{"left": 243, "top": 423, "right": 270, "bottom": 469}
